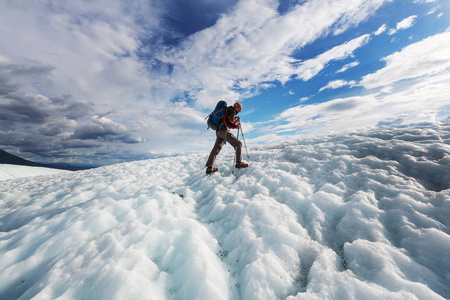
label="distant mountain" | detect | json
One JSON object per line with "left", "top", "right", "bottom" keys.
{"left": 0, "top": 149, "right": 41, "bottom": 167}
{"left": 0, "top": 149, "right": 93, "bottom": 171}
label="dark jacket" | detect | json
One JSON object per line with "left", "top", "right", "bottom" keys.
{"left": 219, "top": 106, "right": 239, "bottom": 130}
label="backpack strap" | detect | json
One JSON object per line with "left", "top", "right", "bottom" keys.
{"left": 220, "top": 111, "right": 229, "bottom": 130}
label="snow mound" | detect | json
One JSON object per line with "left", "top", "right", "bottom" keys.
{"left": 0, "top": 164, "right": 67, "bottom": 181}
{"left": 0, "top": 124, "right": 449, "bottom": 299}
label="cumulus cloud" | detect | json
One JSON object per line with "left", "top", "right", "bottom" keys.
{"left": 361, "top": 29, "right": 450, "bottom": 89}
{"left": 0, "top": 92, "right": 91, "bottom": 126}
{"left": 396, "top": 15, "right": 418, "bottom": 30}
{"left": 0, "top": 1, "right": 167, "bottom": 162}
{"left": 270, "top": 30, "right": 450, "bottom": 140}
{"left": 295, "top": 34, "right": 371, "bottom": 81}
{"left": 337, "top": 61, "right": 360, "bottom": 73}
{"left": 389, "top": 15, "right": 418, "bottom": 35}
{"left": 2, "top": 0, "right": 421, "bottom": 164}
{"left": 72, "top": 116, "right": 133, "bottom": 142}
{"left": 319, "top": 80, "right": 357, "bottom": 92}
{"left": 273, "top": 72, "right": 450, "bottom": 137}
{"left": 374, "top": 24, "right": 388, "bottom": 35}
{"left": 164, "top": 0, "right": 387, "bottom": 108}
{"left": 299, "top": 97, "right": 310, "bottom": 103}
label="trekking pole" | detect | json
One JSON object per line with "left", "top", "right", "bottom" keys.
{"left": 240, "top": 125, "right": 250, "bottom": 159}
{"left": 232, "top": 128, "right": 240, "bottom": 175}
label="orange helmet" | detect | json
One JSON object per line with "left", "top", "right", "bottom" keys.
{"left": 234, "top": 102, "right": 242, "bottom": 109}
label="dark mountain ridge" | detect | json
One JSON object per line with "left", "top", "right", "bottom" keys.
{"left": 0, "top": 149, "right": 93, "bottom": 171}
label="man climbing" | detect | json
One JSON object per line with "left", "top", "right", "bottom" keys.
{"left": 206, "top": 102, "right": 248, "bottom": 174}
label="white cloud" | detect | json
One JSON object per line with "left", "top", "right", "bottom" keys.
{"left": 164, "top": 0, "right": 388, "bottom": 108}
{"left": 0, "top": 1, "right": 167, "bottom": 118}
{"left": 0, "top": 0, "right": 397, "bottom": 162}
{"left": 374, "top": 24, "right": 387, "bottom": 35}
{"left": 294, "top": 34, "right": 371, "bottom": 81}
{"left": 361, "top": 29, "right": 450, "bottom": 89}
{"left": 272, "top": 71, "right": 450, "bottom": 138}
{"left": 337, "top": 61, "right": 360, "bottom": 73}
{"left": 319, "top": 80, "right": 357, "bottom": 92}
{"left": 396, "top": 15, "right": 418, "bottom": 30}
{"left": 269, "top": 30, "right": 450, "bottom": 141}
{"left": 330, "top": 0, "right": 393, "bottom": 35}
{"left": 247, "top": 133, "right": 287, "bottom": 145}
{"left": 0, "top": 1, "right": 200, "bottom": 163}
{"left": 2, "top": 0, "right": 387, "bottom": 114}
{"left": 389, "top": 15, "right": 418, "bottom": 35}
{"left": 299, "top": 97, "right": 310, "bottom": 103}
{"left": 427, "top": 5, "right": 441, "bottom": 15}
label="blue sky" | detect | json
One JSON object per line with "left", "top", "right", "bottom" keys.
{"left": 1, "top": 0, "right": 449, "bottom": 166}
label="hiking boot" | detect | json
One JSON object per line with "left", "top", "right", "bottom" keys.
{"left": 206, "top": 167, "right": 218, "bottom": 174}
{"left": 235, "top": 162, "right": 248, "bottom": 168}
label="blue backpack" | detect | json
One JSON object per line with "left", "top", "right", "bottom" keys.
{"left": 206, "top": 100, "right": 227, "bottom": 130}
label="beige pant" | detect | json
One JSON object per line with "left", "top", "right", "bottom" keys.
{"left": 206, "top": 130, "right": 242, "bottom": 168}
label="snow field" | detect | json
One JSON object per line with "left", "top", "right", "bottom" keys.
{"left": 0, "top": 164, "right": 67, "bottom": 181}
{"left": 0, "top": 124, "right": 449, "bottom": 299}
{"left": 1, "top": 158, "right": 230, "bottom": 299}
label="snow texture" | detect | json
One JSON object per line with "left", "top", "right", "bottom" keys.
{"left": 0, "top": 164, "right": 67, "bottom": 181}
{"left": 1, "top": 124, "right": 449, "bottom": 300}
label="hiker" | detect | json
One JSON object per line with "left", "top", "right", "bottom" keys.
{"left": 206, "top": 102, "right": 248, "bottom": 174}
